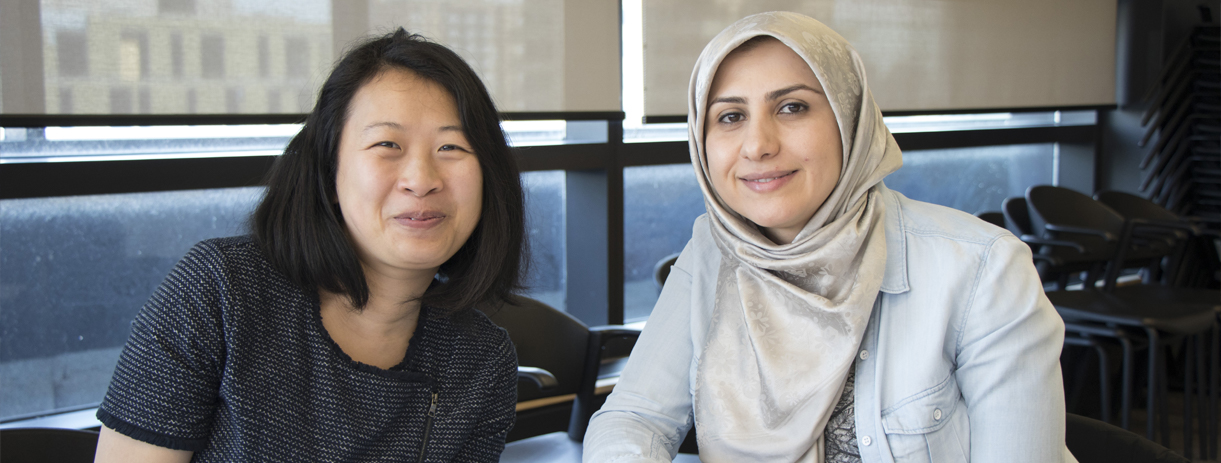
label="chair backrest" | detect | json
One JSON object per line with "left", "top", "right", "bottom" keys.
{"left": 1028, "top": 185, "right": 1191, "bottom": 290}
{"left": 1094, "top": 190, "right": 1181, "bottom": 222}
{"left": 0, "top": 428, "right": 99, "bottom": 463}
{"left": 1026, "top": 186, "right": 1127, "bottom": 260}
{"left": 1026, "top": 186, "right": 1127, "bottom": 241}
{"left": 487, "top": 295, "right": 589, "bottom": 402}
{"left": 1025, "top": 186, "right": 1140, "bottom": 287}
{"left": 653, "top": 253, "right": 681, "bottom": 290}
{"left": 973, "top": 211, "right": 1005, "bottom": 229}
{"left": 1064, "top": 413, "right": 1188, "bottom": 463}
{"left": 1002, "top": 196, "right": 1034, "bottom": 237}
{"left": 1094, "top": 189, "right": 1201, "bottom": 287}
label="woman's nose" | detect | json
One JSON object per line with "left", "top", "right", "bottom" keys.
{"left": 398, "top": 152, "right": 443, "bottom": 197}
{"left": 741, "top": 118, "right": 779, "bottom": 161}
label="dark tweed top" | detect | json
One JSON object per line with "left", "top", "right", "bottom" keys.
{"left": 98, "top": 236, "right": 517, "bottom": 462}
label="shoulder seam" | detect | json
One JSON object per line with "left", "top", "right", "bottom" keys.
{"left": 954, "top": 233, "right": 1007, "bottom": 353}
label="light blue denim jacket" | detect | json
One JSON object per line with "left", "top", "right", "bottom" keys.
{"left": 585, "top": 186, "right": 1076, "bottom": 463}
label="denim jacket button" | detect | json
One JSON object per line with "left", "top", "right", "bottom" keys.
{"left": 859, "top": 350, "right": 869, "bottom": 360}
{"left": 933, "top": 408, "right": 943, "bottom": 420}
{"left": 861, "top": 435, "right": 872, "bottom": 446}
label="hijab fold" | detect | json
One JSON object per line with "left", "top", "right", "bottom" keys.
{"left": 688, "top": 12, "right": 903, "bottom": 462}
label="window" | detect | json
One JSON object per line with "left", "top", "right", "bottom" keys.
{"left": 283, "top": 37, "right": 309, "bottom": 81}
{"left": 170, "top": 33, "right": 184, "bottom": 78}
{"left": 158, "top": 0, "right": 196, "bottom": 16}
{"left": 267, "top": 90, "right": 282, "bottom": 113}
{"left": 226, "top": 87, "right": 244, "bottom": 113}
{"left": 520, "top": 171, "right": 567, "bottom": 312}
{"left": 118, "top": 31, "right": 149, "bottom": 83}
{"left": 108, "top": 88, "right": 132, "bottom": 114}
{"left": 55, "top": 31, "right": 88, "bottom": 78}
{"left": 58, "top": 88, "right": 73, "bottom": 114}
{"left": 200, "top": 35, "right": 225, "bottom": 79}
{"left": 258, "top": 36, "right": 271, "bottom": 79}
{"left": 886, "top": 144, "right": 1057, "bottom": 214}
{"left": 0, "top": 187, "right": 264, "bottom": 421}
{"left": 623, "top": 164, "right": 705, "bottom": 322}
{"left": 14, "top": 0, "right": 618, "bottom": 114}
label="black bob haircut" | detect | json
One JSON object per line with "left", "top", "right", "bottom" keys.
{"left": 253, "top": 28, "right": 526, "bottom": 315}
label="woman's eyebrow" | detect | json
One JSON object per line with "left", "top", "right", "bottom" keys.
{"left": 709, "top": 84, "right": 822, "bottom": 107}
{"left": 709, "top": 95, "right": 746, "bottom": 106}
{"left": 363, "top": 121, "right": 403, "bottom": 132}
{"left": 363, "top": 122, "right": 463, "bottom": 133}
{"left": 766, "top": 84, "right": 820, "bottom": 101}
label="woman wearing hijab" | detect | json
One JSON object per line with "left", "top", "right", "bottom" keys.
{"left": 584, "top": 12, "right": 1073, "bottom": 463}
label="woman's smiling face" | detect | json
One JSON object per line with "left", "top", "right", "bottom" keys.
{"left": 704, "top": 37, "right": 843, "bottom": 245}
{"left": 334, "top": 68, "right": 483, "bottom": 281}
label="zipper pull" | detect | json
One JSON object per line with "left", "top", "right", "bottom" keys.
{"left": 427, "top": 392, "right": 438, "bottom": 416}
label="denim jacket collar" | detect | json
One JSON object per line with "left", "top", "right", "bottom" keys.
{"left": 878, "top": 183, "right": 910, "bottom": 295}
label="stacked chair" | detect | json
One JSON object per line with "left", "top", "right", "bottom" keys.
{"left": 1008, "top": 185, "right": 1218, "bottom": 459}
{"left": 1138, "top": 26, "right": 1220, "bottom": 230}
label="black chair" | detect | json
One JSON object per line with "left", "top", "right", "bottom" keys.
{"left": 1065, "top": 413, "right": 1189, "bottom": 463}
{"left": 973, "top": 210, "right": 1005, "bottom": 229}
{"left": 1025, "top": 185, "right": 1218, "bottom": 456}
{"left": 1003, "top": 196, "right": 1094, "bottom": 289}
{"left": 0, "top": 428, "right": 99, "bottom": 463}
{"left": 653, "top": 253, "right": 681, "bottom": 290}
{"left": 490, "top": 295, "right": 642, "bottom": 462}
{"left": 1094, "top": 189, "right": 1217, "bottom": 288}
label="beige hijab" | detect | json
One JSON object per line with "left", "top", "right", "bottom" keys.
{"left": 689, "top": 12, "right": 903, "bottom": 462}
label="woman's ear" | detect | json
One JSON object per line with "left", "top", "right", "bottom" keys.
{"left": 330, "top": 196, "right": 343, "bottom": 221}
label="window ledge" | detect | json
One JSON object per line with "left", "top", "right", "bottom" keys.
{"left": 0, "top": 407, "right": 101, "bottom": 431}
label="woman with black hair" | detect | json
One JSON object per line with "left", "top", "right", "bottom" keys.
{"left": 94, "top": 29, "right": 525, "bottom": 462}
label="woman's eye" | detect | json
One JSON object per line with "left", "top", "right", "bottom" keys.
{"left": 439, "top": 144, "right": 470, "bottom": 153}
{"left": 375, "top": 141, "right": 400, "bottom": 149}
{"left": 779, "top": 102, "right": 808, "bottom": 114}
{"left": 718, "top": 112, "right": 744, "bottom": 124}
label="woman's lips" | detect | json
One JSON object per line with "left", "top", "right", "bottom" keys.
{"left": 740, "top": 170, "right": 797, "bottom": 193}
{"left": 394, "top": 211, "right": 446, "bottom": 229}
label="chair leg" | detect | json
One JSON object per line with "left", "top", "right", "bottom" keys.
{"left": 1210, "top": 323, "right": 1219, "bottom": 460}
{"left": 1183, "top": 335, "right": 1194, "bottom": 460}
{"left": 1121, "top": 336, "right": 1134, "bottom": 431}
{"left": 1092, "top": 340, "right": 1112, "bottom": 424}
{"left": 1159, "top": 337, "right": 1171, "bottom": 449}
{"left": 1194, "top": 334, "right": 1208, "bottom": 460}
{"left": 1146, "top": 328, "right": 1160, "bottom": 441}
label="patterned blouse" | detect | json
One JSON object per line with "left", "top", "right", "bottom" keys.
{"left": 97, "top": 236, "right": 517, "bottom": 462}
{"left": 825, "top": 363, "right": 862, "bottom": 462}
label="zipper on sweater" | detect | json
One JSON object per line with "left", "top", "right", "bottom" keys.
{"left": 417, "top": 392, "right": 438, "bottom": 463}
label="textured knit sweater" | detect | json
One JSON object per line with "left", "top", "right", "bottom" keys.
{"left": 98, "top": 236, "right": 517, "bottom": 462}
